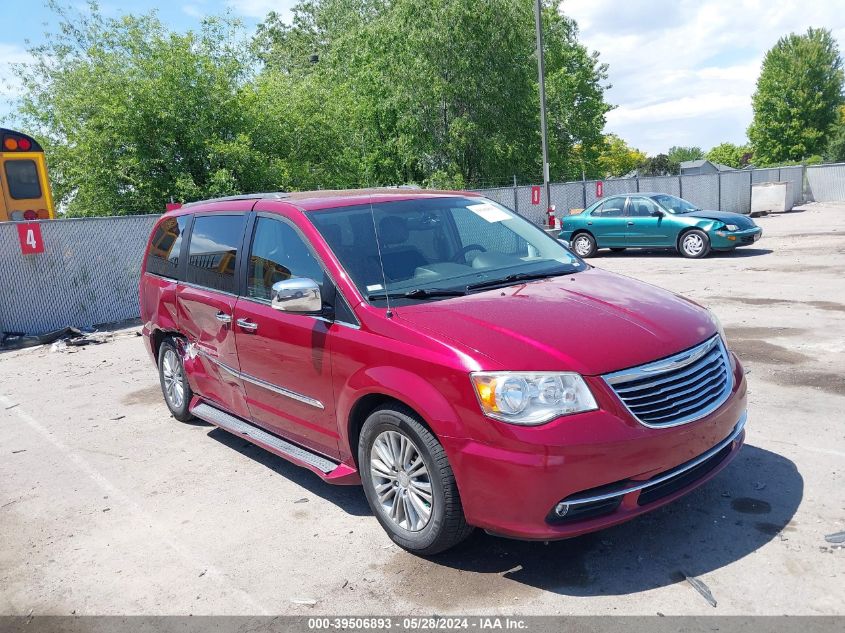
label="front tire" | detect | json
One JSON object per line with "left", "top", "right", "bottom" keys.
{"left": 679, "top": 229, "right": 711, "bottom": 258}
{"left": 158, "top": 338, "right": 194, "bottom": 422}
{"left": 572, "top": 232, "right": 598, "bottom": 258}
{"left": 359, "top": 405, "right": 473, "bottom": 555}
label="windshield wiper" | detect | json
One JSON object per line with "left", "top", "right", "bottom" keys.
{"left": 466, "top": 267, "right": 573, "bottom": 292}
{"left": 367, "top": 287, "right": 467, "bottom": 301}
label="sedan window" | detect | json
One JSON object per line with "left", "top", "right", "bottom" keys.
{"left": 628, "top": 197, "right": 661, "bottom": 217}
{"left": 591, "top": 198, "right": 625, "bottom": 217}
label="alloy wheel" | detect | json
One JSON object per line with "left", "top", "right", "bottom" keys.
{"left": 683, "top": 233, "right": 704, "bottom": 256}
{"left": 161, "top": 349, "right": 185, "bottom": 410}
{"left": 370, "top": 430, "right": 433, "bottom": 532}
{"left": 573, "top": 236, "right": 592, "bottom": 257}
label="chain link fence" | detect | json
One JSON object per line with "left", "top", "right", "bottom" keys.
{"left": 0, "top": 215, "right": 160, "bottom": 335}
{"left": 474, "top": 164, "right": 833, "bottom": 224}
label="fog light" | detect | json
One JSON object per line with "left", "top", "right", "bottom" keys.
{"left": 554, "top": 502, "right": 570, "bottom": 517}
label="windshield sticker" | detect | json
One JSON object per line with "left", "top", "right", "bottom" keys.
{"left": 467, "top": 203, "right": 511, "bottom": 223}
{"left": 366, "top": 283, "right": 384, "bottom": 292}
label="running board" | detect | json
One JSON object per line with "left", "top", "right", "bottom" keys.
{"left": 191, "top": 402, "right": 339, "bottom": 474}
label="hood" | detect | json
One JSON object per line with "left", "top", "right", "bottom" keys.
{"left": 395, "top": 268, "right": 716, "bottom": 375}
{"left": 684, "top": 209, "right": 756, "bottom": 228}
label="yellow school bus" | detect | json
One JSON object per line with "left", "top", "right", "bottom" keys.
{"left": 0, "top": 128, "right": 55, "bottom": 221}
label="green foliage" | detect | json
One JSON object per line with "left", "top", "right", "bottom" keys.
{"left": 637, "top": 154, "right": 679, "bottom": 177}
{"left": 824, "top": 105, "right": 845, "bottom": 162}
{"left": 749, "top": 27, "right": 845, "bottom": 165}
{"left": 667, "top": 146, "right": 704, "bottom": 164}
{"left": 597, "top": 134, "right": 646, "bottom": 177}
{"left": 11, "top": 0, "right": 611, "bottom": 214}
{"left": 706, "top": 142, "right": 752, "bottom": 169}
{"left": 11, "top": 1, "right": 267, "bottom": 216}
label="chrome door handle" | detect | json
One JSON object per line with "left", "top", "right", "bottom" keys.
{"left": 215, "top": 311, "right": 232, "bottom": 324}
{"left": 236, "top": 318, "right": 258, "bottom": 332}
{"left": 627, "top": 221, "right": 635, "bottom": 226}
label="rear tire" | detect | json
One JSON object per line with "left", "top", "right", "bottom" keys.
{"left": 571, "top": 232, "right": 598, "bottom": 258}
{"left": 359, "top": 405, "right": 473, "bottom": 555}
{"left": 158, "top": 338, "right": 194, "bottom": 422}
{"left": 679, "top": 229, "right": 711, "bottom": 259}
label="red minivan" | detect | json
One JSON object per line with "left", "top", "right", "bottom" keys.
{"left": 140, "top": 189, "right": 747, "bottom": 554}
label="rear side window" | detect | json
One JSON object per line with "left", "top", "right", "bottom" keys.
{"left": 4, "top": 160, "right": 42, "bottom": 199}
{"left": 247, "top": 217, "right": 324, "bottom": 300}
{"left": 145, "top": 215, "right": 189, "bottom": 279}
{"left": 591, "top": 198, "right": 625, "bottom": 217}
{"left": 186, "top": 214, "right": 246, "bottom": 294}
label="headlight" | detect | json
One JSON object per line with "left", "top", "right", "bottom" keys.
{"left": 724, "top": 224, "right": 739, "bottom": 231}
{"left": 470, "top": 372, "right": 598, "bottom": 425}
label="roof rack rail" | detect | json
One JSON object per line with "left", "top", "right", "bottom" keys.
{"left": 181, "top": 192, "right": 289, "bottom": 207}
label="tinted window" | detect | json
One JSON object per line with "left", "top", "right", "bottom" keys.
{"left": 4, "top": 160, "right": 41, "bottom": 199}
{"left": 145, "top": 215, "right": 188, "bottom": 279}
{"left": 186, "top": 215, "right": 245, "bottom": 293}
{"left": 591, "top": 198, "right": 625, "bottom": 217}
{"left": 247, "top": 217, "right": 324, "bottom": 300}
{"left": 628, "top": 197, "right": 661, "bottom": 217}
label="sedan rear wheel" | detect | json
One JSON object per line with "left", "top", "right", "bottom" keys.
{"left": 572, "top": 233, "right": 597, "bottom": 258}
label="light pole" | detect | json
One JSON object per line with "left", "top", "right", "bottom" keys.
{"left": 534, "top": 0, "right": 551, "bottom": 221}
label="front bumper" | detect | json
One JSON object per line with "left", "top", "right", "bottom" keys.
{"left": 711, "top": 226, "right": 762, "bottom": 249}
{"left": 442, "top": 355, "right": 747, "bottom": 540}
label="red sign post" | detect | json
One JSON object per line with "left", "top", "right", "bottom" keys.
{"left": 596, "top": 181, "right": 604, "bottom": 199}
{"left": 531, "top": 186, "right": 541, "bottom": 205}
{"left": 17, "top": 222, "right": 45, "bottom": 255}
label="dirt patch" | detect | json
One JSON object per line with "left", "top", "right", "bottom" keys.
{"left": 728, "top": 339, "right": 812, "bottom": 366}
{"left": 768, "top": 370, "right": 845, "bottom": 397}
{"left": 121, "top": 384, "right": 162, "bottom": 406}
{"left": 714, "top": 297, "right": 845, "bottom": 313}
{"left": 725, "top": 326, "right": 805, "bottom": 339}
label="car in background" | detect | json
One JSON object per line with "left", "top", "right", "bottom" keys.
{"left": 559, "top": 193, "right": 762, "bottom": 259}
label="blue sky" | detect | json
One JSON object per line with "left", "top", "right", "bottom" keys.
{"left": 2, "top": 0, "right": 845, "bottom": 155}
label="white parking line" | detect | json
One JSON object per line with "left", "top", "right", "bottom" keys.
{"left": 0, "top": 394, "right": 270, "bottom": 615}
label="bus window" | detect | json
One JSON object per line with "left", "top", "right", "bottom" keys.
{"left": 5, "top": 160, "right": 42, "bottom": 199}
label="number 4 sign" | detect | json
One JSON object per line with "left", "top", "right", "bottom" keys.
{"left": 17, "top": 222, "right": 45, "bottom": 255}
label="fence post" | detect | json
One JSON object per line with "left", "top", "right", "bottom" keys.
{"left": 581, "top": 180, "right": 587, "bottom": 208}
{"left": 512, "top": 175, "right": 518, "bottom": 213}
{"left": 635, "top": 175, "right": 640, "bottom": 192}
{"left": 678, "top": 175, "right": 683, "bottom": 199}
{"left": 717, "top": 171, "right": 722, "bottom": 210}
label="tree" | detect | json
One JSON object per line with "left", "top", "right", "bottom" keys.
{"left": 597, "top": 134, "right": 646, "bottom": 177}
{"left": 637, "top": 154, "right": 679, "bottom": 177}
{"left": 256, "top": 0, "right": 612, "bottom": 187}
{"left": 667, "top": 146, "right": 704, "bottom": 164}
{"left": 12, "top": 1, "right": 266, "bottom": 216}
{"left": 748, "top": 27, "right": 844, "bottom": 165}
{"left": 825, "top": 105, "right": 845, "bottom": 162}
{"left": 706, "top": 142, "right": 752, "bottom": 168}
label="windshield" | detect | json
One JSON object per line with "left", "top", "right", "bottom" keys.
{"left": 652, "top": 194, "right": 699, "bottom": 214}
{"left": 307, "top": 197, "right": 586, "bottom": 305}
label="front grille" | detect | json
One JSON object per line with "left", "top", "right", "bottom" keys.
{"left": 604, "top": 336, "right": 732, "bottom": 427}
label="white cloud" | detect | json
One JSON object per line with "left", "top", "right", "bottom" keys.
{"left": 564, "top": 0, "right": 845, "bottom": 153}
{"left": 0, "top": 43, "right": 32, "bottom": 99}
{"left": 227, "top": 0, "right": 296, "bottom": 21}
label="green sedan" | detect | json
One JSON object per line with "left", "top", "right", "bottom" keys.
{"left": 559, "top": 193, "right": 763, "bottom": 259}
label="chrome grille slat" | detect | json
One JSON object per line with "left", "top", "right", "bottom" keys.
{"left": 629, "top": 372, "right": 727, "bottom": 416}
{"left": 622, "top": 362, "right": 726, "bottom": 404}
{"left": 612, "top": 348, "right": 723, "bottom": 393}
{"left": 603, "top": 336, "right": 733, "bottom": 428}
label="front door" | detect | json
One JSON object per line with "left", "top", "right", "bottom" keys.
{"left": 586, "top": 197, "right": 627, "bottom": 247}
{"left": 234, "top": 214, "right": 340, "bottom": 459}
{"left": 625, "top": 196, "right": 670, "bottom": 247}
{"left": 177, "top": 213, "right": 250, "bottom": 419}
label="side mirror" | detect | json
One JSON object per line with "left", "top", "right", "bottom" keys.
{"left": 271, "top": 277, "right": 322, "bottom": 313}
{"left": 651, "top": 209, "right": 664, "bottom": 217}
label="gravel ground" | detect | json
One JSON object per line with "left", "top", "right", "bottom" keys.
{"left": 1, "top": 202, "right": 843, "bottom": 615}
